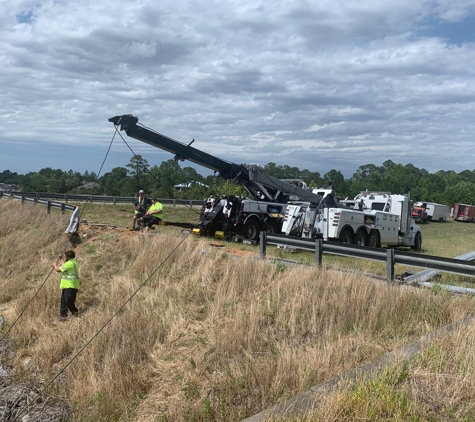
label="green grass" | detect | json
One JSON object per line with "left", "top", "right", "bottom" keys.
{"left": 418, "top": 219, "right": 475, "bottom": 258}
{"left": 74, "top": 202, "right": 201, "bottom": 229}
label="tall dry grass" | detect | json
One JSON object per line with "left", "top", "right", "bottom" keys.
{"left": 0, "top": 199, "right": 474, "bottom": 421}
{"left": 276, "top": 322, "right": 475, "bottom": 421}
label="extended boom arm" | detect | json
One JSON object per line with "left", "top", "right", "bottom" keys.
{"left": 109, "top": 115, "right": 326, "bottom": 205}
{"left": 109, "top": 115, "right": 240, "bottom": 178}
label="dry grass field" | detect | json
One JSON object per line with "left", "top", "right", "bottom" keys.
{"left": 1, "top": 199, "right": 475, "bottom": 421}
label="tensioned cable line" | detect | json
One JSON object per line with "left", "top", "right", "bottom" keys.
{"left": 15, "top": 229, "right": 193, "bottom": 421}
{"left": 120, "top": 123, "right": 277, "bottom": 233}
{"left": 0, "top": 131, "right": 116, "bottom": 344}
{"left": 113, "top": 125, "right": 208, "bottom": 217}
{"left": 14, "top": 125, "right": 202, "bottom": 420}
{"left": 78, "top": 128, "right": 116, "bottom": 218}
{"left": 42, "top": 231, "right": 191, "bottom": 391}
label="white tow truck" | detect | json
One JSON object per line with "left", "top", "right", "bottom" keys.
{"left": 281, "top": 190, "right": 422, "bottom": 250}
{"left": 247, "top": 166, "right": 422, "bottom": 250}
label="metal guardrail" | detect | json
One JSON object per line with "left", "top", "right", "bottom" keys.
{"left": 260, "top": 232, "right": 475, "bottom": 284}
{"left": 0, "top": 191, "right": 203, "bottom": 207}
{"left": 4, "top": 190, "right": 474, "bottom": 287}
{"left": 1, "top": 191, "right": 77, "bottom": 213}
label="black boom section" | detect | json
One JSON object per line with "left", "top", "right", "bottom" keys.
{"left": 109, "top": 115, "right": 288, "bottom": 203}
{"left": 109, "top": 115, "right": 242, "bottom": 179}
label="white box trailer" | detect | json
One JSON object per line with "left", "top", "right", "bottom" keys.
{"left": 414, "top": 202, "right": 449, "bottom": 222}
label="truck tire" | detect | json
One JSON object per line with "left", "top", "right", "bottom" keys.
{"left": 243, "top": 219, "right": 259, "bottom": 241}
{"left": 354, "top": 229, "right": 367, "bottom": 246}
{"left": 264, "top": 220, "right": 277, "bottom": 234}
{"left": 368, "top": 230, "right": 380, "bottom": 248}
{"left": 339, "top": 229, "right": 353, "bottom": 244}
{"left": 411, "top": 232, "right": 422, "bottom": 251}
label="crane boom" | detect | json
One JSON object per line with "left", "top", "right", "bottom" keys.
{"left": 109, "top": 115, "right": 240, "bottom": 178}
{"left": 109, "top": 115, "right": 328, "bottom": 205}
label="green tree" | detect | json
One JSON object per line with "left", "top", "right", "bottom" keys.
{"left": 381, "top": 164, "right": 411, "bottom": 194}
{"left": 148, "top": 160, "right": 182, "bottom": 198}
{"left": 323, "top": 170, "right": 348, "bottom": 197}
{"left": 0, "top": 170, "right": 18, "bottom": 184}
{"left": 442, "top": 181, "right": 475, "bottom": 206}
{"left": 100, "top": 167, "right": 129, "bottom": 195}
{"left": 180, "top": 167, "right": 203, "bottom": 185}
{"left": 125, "top": 155, "right": 150, "bottom": 194}
{"left": 349, "top": 163, "right": 385, "bottom": 196}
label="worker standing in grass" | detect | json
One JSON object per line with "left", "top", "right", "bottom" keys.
{"left": 131, "top": 189, "right": 152, "bottom": 231}
{"left": 52, "top": 250, "right": 80, "bottom": 319}
{"left": 142, "top": 198, "right": 163, "bottom": 234}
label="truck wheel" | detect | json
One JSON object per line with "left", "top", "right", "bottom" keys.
{"left": 265, "top": 220, "right": 277, "bottom": 234}
{"left": 354, "top": 229, "right": 367, "bottom": 246}
{"left": 368, "top": 230, "right": 380, "bottom": 248}
{"left": 339, "top": 229, "right": 353, "bottom": 244}
{"left": 243, "top": 219, "right": 259, "bottom": 240}
{"left": 411, "top": 232, "right": 422, "bottom": 251}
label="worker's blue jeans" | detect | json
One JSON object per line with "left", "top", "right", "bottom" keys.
{"left": 60, "top": 288, "right": 78, "bottom": 317}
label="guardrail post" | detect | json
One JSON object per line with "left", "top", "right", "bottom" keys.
{"left": 65, "top": 193, "right": 69, "bottom": 203}
{"left": 173, "top": 199, "right": 176, "bottom": 207}
{"left": 113, "top": 197, "right": 117, "bottom": 205}
{"left": 260, "top": 231, "right": 267, "bottom": 259}
{"left": 189, "top": 200, "right": 192, "bottom": 208}
{"left": 61, "top": 203, "right": 65, "bottom": 214}
{"left": 0, "top": 191, "right": 2, "bottom": 198}
{"left": 386, "top": 248, "right": 395, "bottom": 283}
{"left": 47, "top": 201, "right": 51, "bottom": 213}
{"left": 21, "top": 194, "right": 25, "bottom": 204}
{"left": 36, "top": 192, "right": 40, "bottom": 201}
{"left": 315, "top": 238, "right": 323, "bottom": 267}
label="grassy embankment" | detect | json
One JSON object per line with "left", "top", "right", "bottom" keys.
{"left": 80, "top": 201, "right": 475, "bottom": 286}
{"left": 1, "top": 199, "right": 475, "bottom": 421}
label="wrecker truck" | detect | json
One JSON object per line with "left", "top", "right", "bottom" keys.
{"left": 109, "top": 115, "right": 422, "bottom": 250}
{"left": 109, "top": 115, "right": 336, "bottom": 241}
{"left": 246, "top": 167, "right": 422, "bottom": 249}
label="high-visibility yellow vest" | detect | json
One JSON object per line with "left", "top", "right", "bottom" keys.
{"left": 149, "top": 202, "right": 163, "bottom": 219}
{"left": 59, "top": 258, "right": 80, "bottom": 289}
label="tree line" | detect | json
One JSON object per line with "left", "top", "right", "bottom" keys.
{"left": 2, "top": 157, "right": 475, "bottom": 207}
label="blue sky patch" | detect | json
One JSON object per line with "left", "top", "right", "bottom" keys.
{"left": 16, "top": 11, "right": 33, "bottom": 24}
{"left": 419, "top": 14, "right": 475, "bottom": 45}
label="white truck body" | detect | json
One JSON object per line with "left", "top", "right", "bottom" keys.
{"left": 283, "top": 191, "right": 422, "bottom": 249}
{"left": 414, "top": 202, "right": 449, "bottom": 222}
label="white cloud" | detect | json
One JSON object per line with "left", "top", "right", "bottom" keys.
{"left": 0, "top": 0, "right": 475, "bottom": 178}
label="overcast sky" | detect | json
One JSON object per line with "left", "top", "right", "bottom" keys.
{"left": 1, "top": 0, "right": 475, "bottom": 179}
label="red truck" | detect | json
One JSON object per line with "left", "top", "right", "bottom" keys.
{"left": 452, "top": 203, "right": 475, "bottom": 222}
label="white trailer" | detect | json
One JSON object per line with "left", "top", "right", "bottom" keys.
{"left": 414, "top": 202, "right": 449, "bottom": 222}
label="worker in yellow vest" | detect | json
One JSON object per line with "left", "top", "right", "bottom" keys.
{"left": 53, "top": 250, "right": 80, "bottom": 319}
{"left": 142, "top": 198, "right": 163, "bottom": 234}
